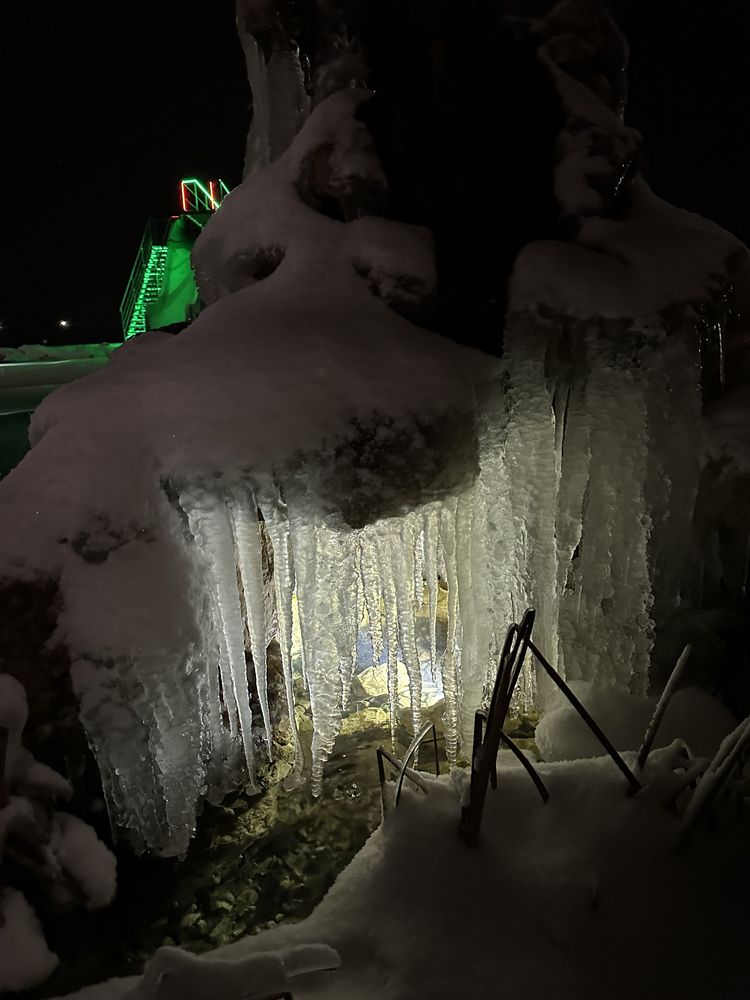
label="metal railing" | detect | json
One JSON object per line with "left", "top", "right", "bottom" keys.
{"left": 119, "top": 220, "right": 168, "bottom": 339}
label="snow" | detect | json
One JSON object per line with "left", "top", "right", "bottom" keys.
{"left": 0, "top": 93, "right": 499, "bottom": 854}
{"left": 125, "top": 943, "right": 340, "bottom": 1000}
{"left": 536, "top": 682, "right": 738, "bottom": 762}
{"left": 1, "top": 677, "right": 117, "bottom": 990}
{"left": 538, "top": 38, "right": 640, "bottom": 219}
{"left": 0, "top": 673, "right": 28, "bottom": 783}
{"left": 0, "top": 344, "right": 116, "bottom": 364}
{"left": 12, "top": 747, "right": 72, "bottom": 801}
{"left": 511, "top": 179, "right": 744, "bottom": 320}
{"left": 0, "top": 887, "right": 59, "bottom": 993}
{"left": 0, "top": 86, "right": 744, "bottom": 855}
{"left": 52, "top": 747, "right": 750, "bottom": 1000}
{"left": 52, "top": 812, "right": 117, "bottom": 910}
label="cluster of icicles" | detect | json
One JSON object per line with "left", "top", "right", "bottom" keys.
{"left": 81, "top": 315, "right": 703, "bottom": 855}
{"left": 180, "top": 483, "right": 485, "bottom": 799}
{"left": 174, "top": 314, "right": 703, "bottom": 837}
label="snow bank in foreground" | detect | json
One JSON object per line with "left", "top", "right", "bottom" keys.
{"left": 54, "top": 750, "right": 750, "bottom": 1000}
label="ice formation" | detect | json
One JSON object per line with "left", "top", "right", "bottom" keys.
{"left": 0, "top": 64, "right": 747, "bottom": 858}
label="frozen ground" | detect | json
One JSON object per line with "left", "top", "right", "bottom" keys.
{"left": 53, "top": 744, "right": 750, "bottom": 1000}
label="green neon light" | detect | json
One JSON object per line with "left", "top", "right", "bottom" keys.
{"left": 125, "top": 245, "right": 168, "bottom": 339}
{"left": 179, "top": 178, "right": 230, "bottom": 212}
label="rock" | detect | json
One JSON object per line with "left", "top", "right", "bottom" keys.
{"left": 352, "top": 662, "right": 411, "bottom": 701}
{"left": 339, "top": 706, "right": 390, "bottom": 736}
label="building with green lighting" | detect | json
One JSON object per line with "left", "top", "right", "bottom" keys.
{"left": 0, "top": 179, "right": 229, "bottom": 479}
{"left": 120, "top": 178, "right": 229, "bottom": 339}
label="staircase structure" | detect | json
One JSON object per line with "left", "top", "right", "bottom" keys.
{"left": 119, "top": 178, "right": 230, "bottom": 340}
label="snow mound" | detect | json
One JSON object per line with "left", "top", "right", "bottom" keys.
{"left": 536, "top": 682, "right": 738, "bottom": 762}
{"left": 58, "top": 750, "right": 750, "bottom": 1000}
{"left": 52, "top": 812, "right": 117, "bottom": 910}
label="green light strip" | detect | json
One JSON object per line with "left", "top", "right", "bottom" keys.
{"left": 179, "top": 178, "right": 230, "bottom": 212}
{"left": 126, "top": 245, "right": 168, "bottom": 339}
{"left": 180, "top": 178, "right": 216, "bottom": 210}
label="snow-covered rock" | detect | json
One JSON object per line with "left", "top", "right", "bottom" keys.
{"left": 535, "top": 682, "right": 737, "bottom": 762}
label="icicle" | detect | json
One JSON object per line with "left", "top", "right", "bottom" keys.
{"left": 144, "top": 659, "right": 203, "bottom": 854}
{"left": 413, "top": 525, "right": 425, "bottom": 609}
{"left": 455, "top": 490, "right": 485, "bottom": 740}
{"left": 374, "top": 522, "right": 402, "bottom": 744}
{"left": 360, "top": 533, "right": 385, "bottom": 667}
{"left": 229, "top": 493, "right": 273, "bottom": 756}
{"left": 391, "top": 515, "right": 422, "bottom": 738}
{"left": 329, "top": 530, "right": 360, "bottom": 713}
{"left": 438, "top": 500, "right": 462, "bottom": 763}
{"left": 258, "top": 495, "right": 304, "bottom": 783}
{"left": 564, "top": 357, "right": 652, "bottom": 691}
{"left": 422, "top": 506, "right": 441, "bottom": 681}
{"left": 503, "top": 323, "right": 562, "bottom": 694}
{"left": 199, "top": 644, "right": 242, "bottom": 799}
{"left": 182, "top": 490, "right": 257, "bottom": 790}
{"left": 286, "top": 499, "right": 343, "bottom": 795}
{"left": 554, "top": 382, "right": 591, "bottom": 678}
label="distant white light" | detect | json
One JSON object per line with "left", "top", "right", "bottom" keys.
{"left": 58, "top": 319, "right": 70, "bottom": 328}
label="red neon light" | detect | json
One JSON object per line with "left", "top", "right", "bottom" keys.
{"left": 180, "top": 181, "right": 188, "bottom": 213}
{"left": 209, "top": 180, "right": 217, "bottom": 209}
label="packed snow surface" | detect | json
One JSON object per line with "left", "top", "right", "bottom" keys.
{"left": 52, "top": 749, "right": 750, "bottom": 1000}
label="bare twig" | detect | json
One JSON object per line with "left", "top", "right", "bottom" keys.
{"left": 460, "top": 610, "right": 536, "bottom": 847}
{"left": 636, "top": 644, "right": 692, "bottom": 772}
{"left": 395, "top": 720, "right": 440, "bottom": 807}
{"left": 497, "top": 730, "right": 550, "bottom": 804}
{"left": 680, "top": 716, "right": 750, "bottom": 849}
{"left": 527, "top": 639, "right": 641, "bottom": 795}
{"left": 376, "top": 744, "right": 430, "bottom": 818}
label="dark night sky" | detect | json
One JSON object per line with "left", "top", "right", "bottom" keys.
{"left": 1, "top": 0, "right": 748, "bottom": 347}
{"left": 1, "top": 0, "right": 249, "bottom": 345}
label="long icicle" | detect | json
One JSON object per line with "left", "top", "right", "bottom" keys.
{"left": 392, "top": 515, "right": 423, "bottom": 739}
{"left": 376, "top": 522, "right": 401, "bottom": 746}
{"left": 439, "top": 499, "right": 462, "bottom": 764}
{"left": 259, "top": 494, "right": 304, "bottom": 783}
{"left": 422, "top": 505, "right": 441, "bottom": 682}
{"left": 182, "top": 490, "right": 257, "bottom": 790}
{"left": 230, "top": 492, "right": 274, "bottom": 756}
{"left": 360, "top": 533, "right": 385, "bottom": 667}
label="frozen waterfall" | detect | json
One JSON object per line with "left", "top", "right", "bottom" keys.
{"left": 63, "top": 308, "right": 705, "bottom": 857}
{"left": 141, "top": 311, "right": 702, "bottom": 858}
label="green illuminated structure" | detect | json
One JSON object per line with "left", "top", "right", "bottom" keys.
{"left": 0, "top": 180, "right": 231, "bottom": 480}
{"left": 119, "top": 179, "right": 230, "bottom": 339}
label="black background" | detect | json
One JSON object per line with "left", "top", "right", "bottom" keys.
{"left": 1, "top": 0, "right": 748, "bottom": 347}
